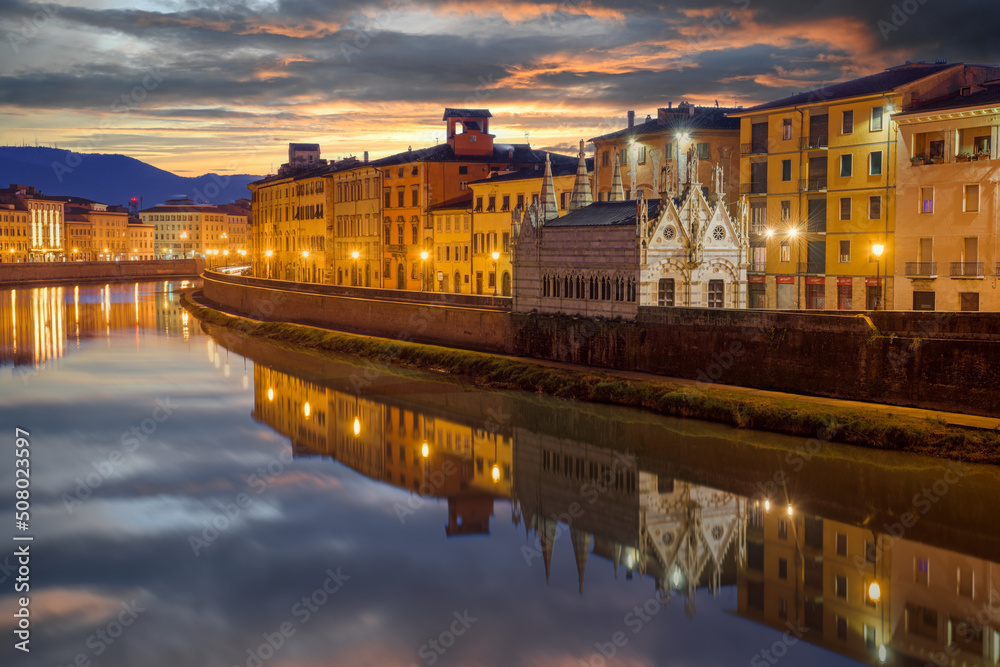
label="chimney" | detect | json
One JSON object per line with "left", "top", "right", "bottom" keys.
{"left": 363, "top": 151, "right": 369, "bottom": 163}
{"left": 627, "top": 110, "right": 635, "bottom": 129}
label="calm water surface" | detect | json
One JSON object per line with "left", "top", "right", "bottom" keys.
{"left": 1, "top": 280, "right": 999, "bottom": 667}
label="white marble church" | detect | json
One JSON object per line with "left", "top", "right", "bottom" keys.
{"left": 512, "top": 141, "right": 750, "bottom": 318}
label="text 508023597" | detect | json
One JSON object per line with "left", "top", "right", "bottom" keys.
{"left": 13, "top": 427, "right": 32, "bottom": 653}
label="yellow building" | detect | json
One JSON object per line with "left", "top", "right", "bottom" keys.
{"left": 248, "top": 144, "right": 331, "bottom": 283}
{"left": 127, "top": 219, "right": 155, "bottom": 261}
{"left": 466, "top": 158, "right": 582, "bottom": 296}
{"left": 732, "top": 62, "right": 999, "bottom": 309}
{"left": 893, "top": 83, "right": 1000, "bottom": 311}
{"left": 217, "top": 201, "right": 251, "bottom": 264}
{"left": 0, "top": 195, "right": 33, "bottom": 263}
{"left": 64, "top": 215, "right": 94, "bottom": 261}
{"left": 428, "top": 195, "right": 473, "bottom": 293}
{"left": 327, "top": 162, "right": 382, "bottom": 287}
{"left": 591, "top": 103, "right": 740, "bottom": 205}
{"left": 87, "top": 207, "right": 129, "bottom": 260}
{"left": 141, "top": 198, "right": 237, "bottom": 261}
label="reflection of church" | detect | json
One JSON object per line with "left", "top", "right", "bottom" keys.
{"left": 246, "top": 356, "right": 1000, "bottom": 667}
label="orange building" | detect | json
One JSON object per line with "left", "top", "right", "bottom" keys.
{"left": 372, "top": 109, "right": 545, "bottom": 290}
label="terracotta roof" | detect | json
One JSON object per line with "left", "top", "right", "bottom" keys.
{"left": 895, "top": 82, "right": 1000, "bottom": 115}
{"left": 466, "top": 154, "right": 590, "bottom": 185}
{"left": 735, "top": 63, "right": 958, "bottom": 114}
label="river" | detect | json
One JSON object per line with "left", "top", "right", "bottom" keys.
{"left": 1, "top": 280, "right": 998, "bottom": 667}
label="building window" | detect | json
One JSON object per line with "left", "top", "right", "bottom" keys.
{"left": 487, "top": 195, "right": 496, "bottom": 212}
{"left": 411, "top": 186, "right": 419, "bottom": 207}
{"left": 842, "top": 110, "right": 854, "bottom": 134}
{"left": 697, "top": 143, "right": 710, "bottom": 159}
{"left": 397, "top": 188, "right": 405, "bottom": 208}
{"left": 778, "top": 558, "right": 788, "bottom": 580}
{"left": 871, "top": 105, "right": 884, "bottom": 132}
{"left": 836, "top": 616, "right": 848, "bottom": 641}
{"left": 920, "top": 187, "right": 934, "bottom": 213}
{"left": 458, "top": 165, "right": 468, "bottom": 175}
{"left": 864, "top": 625, "right": 876, "bottom": 651}
{"left": 780, "top": 241, "right": 790, "bottom": 262}
{"left": 560, "top": 192, "right": 568, "bottom": 209}
{"left": 475, "top": 197, "right": 483, "bottom": 212}
{"left": 836, "top": 575, "right": 848, "bottom": 599}
{"left": 958, "top": 567, "right": 975, "bottom": 598}
{"left": 637, "top": 145, "right": 646, "bottom": 164}
{"left": 964, "top": 183, "right": 980, "bottom": 212}
{"left": 840, "top": 240, "right": 850, "bottom": 262}
{"left": 778, "top": 597, "right": 788, "bottom": 620}
{"left": 657, "top": 278, "right": 674, "bottom": 306}
{"left": 840, "top": 197, "right": 851, "bottom": 220}
{"left": 806, "top": 283, "right": 824, "bottom": 309}
{"left": 601, "top": 150, "right": 610, "bottom": 167}
{"left": 781, "top": 159, "right": 791, "bottom": 181}
{"left": 782, "top": 118, "right": 792, "bottom": 141}
{"left": 749, "top": 203, "right": 766, "bottom": 234}
{"left": 516, "top": 194, "right": 525, "bottom": 210}
{"left": 664, "top": 141, "right": 673, "bottom": 159}
{"left": 961, "top": 292, "right": 980, "bottom": 312}
{"left": 778, "top": 519, "right": 788, "bottom": 540}
{"left": 502, "top": 195, "right": 510, "bottom": 212}
{"left": 837, "top": 283, "right": 852, "bottom": 310}
{"left": 708, "top": 280, "right": 724, "bottom": 308}
{"left": 869, "top": 151, "right": 883, "bottom": 175}
{"left": 915, "top": 557, "right": 929, "bottom": 585}
{"left": 840, "top": 154, "right": 852, "bottom": 177}
{"left": 836, "top": 533, "right": 847, "bottom": 556}
{"left": 384, "top": 188, "right": 391, "bottom": 208}
{"left": 869, "top": 196, "right": 881, "bottom": 219}
{"left": 780, "top": 200, "right": 791, "bottom": 222}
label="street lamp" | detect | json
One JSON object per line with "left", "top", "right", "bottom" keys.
{"left": 491, "top": 250, "right": 500, "bottom": 296}
{"left": 351, "top": 250, "right": 360, "bottom": 286}
{"left": 180, "top": 231, "right": 188, "bottom": 259}
{"left": 265, "top": 249, "right": 273, "bottom": 279}
{"left": 419, "top": 250, "right": 428, "bottom": 291}
{"left": 872, "top": 243, "right": 885, "bottom": 310}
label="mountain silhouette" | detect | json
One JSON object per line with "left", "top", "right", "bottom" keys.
{"left": 0, "top": 146, "right": 261, "bottom": 206}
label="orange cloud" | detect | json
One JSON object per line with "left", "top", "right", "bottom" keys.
{"left": 423, "top": 0, "right": 625, "bottom": 24}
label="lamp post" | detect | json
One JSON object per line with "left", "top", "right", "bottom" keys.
{"left": 302, "top": 249, "right": 310, "bottom": 283}
{"left": 872, "top": 243, "right": 885, "bottom": 310}
{"left": 180, "top": 231, "right": 188, "bottom": 259}
{"left": 351, "top": 250, "right": 360, "bottom": 286}
{"left": 419, "top": 250, "right": 428, "bottom": 291}
{"left": 491, "top": 250, "right": 500, "bottom": 296}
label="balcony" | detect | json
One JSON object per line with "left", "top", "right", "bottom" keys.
{"left": 800, "top": 177, "right": 827, "bottom": 192}
{"left": 741, "top": 142, "right": 768, "bottom": 156}
{"left": 798, "top": 261, "right": 826, "bottom": 275}
{"left": 800, "top": 135, "right": 829, "bottom": 150}
{"left": 386, "top": 244, "right": 407, "bottom": 253}
{"left": 747, "top": 260, "right": 767, "bottom": 274}
{"left": 950, "top": 262, "right": 984, "bottom": 278}
{"left": 905, "top": 262, "right": 937, "bottom": 278}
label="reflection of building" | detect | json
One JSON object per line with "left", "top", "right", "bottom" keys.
{"left": 739, "top": 504, "right": 888, "bottom": 665}
{"left": 250, "top": 363, "right": 512, "bottom": 536}
{"left": 0, "top": 282, "right": 168, "bottom": 369}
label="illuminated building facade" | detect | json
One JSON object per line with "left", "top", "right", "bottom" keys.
{"left": 328, "top": 163, "right": 382, "bottom": 287}
{"left": 141, "top": 198, "right": 247, "bottom": 261}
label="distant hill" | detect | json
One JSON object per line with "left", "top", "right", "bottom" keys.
{"left": 0, "top": 146, "right": 262, "bottom": 206}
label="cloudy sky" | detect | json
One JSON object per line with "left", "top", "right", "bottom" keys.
{"left": 1, "top": 0, "right": 997, "bottom": 175}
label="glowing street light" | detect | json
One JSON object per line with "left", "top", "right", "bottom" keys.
{"left": 351, "top": 250, "right": 360, "bottom": 286}
{"left": 419, "top": 251, "right": 428, "bottom": 291}
{"left": 872, "top": 242, "right": 886, "bottom": 310}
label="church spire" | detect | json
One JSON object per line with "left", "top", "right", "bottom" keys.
{"left": 568, "top": 139, "right": 593, "bottom": 211}
{"left": 539, "top": 152, "right": 559, "bottom": 223}
{"left": 570, "top": 527, "right": 592, "bottom": 594}
{"left": 609, "top": 154, "right": 624, "bottom": 202}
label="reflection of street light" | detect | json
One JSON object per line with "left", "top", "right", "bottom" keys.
{"left": 872, "top": 243, "right": 885, "bottom": 310}
{"left": 491, "top": 464, "right": 500, "bottom": 483}
{"left": 421, "top": 443, "right": 429, "bottom": 458}
{"left": 353, "top": 417, "right": 360, "bottom": 436}
{"left": 419, "top": 250, "right": 428, "bottom": 291}
{"left": 868, "top": 581, "right": 881, "bottom": 603}
{"left": 491, "top": 250, "right": 500, "bottom": 296}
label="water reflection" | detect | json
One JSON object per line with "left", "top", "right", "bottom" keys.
{"left": 244, "top": 348, "right": 1000, "bottom": 667}
{"left": 0, "top": 280, "right": 193, "bottom": 370}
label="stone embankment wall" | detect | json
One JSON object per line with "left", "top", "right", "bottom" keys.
{"left": 0, "top": 259, "right": 205, "bottom": 286}
{"left": 202, "top": 272, "right": 1000, "bottom": 417}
